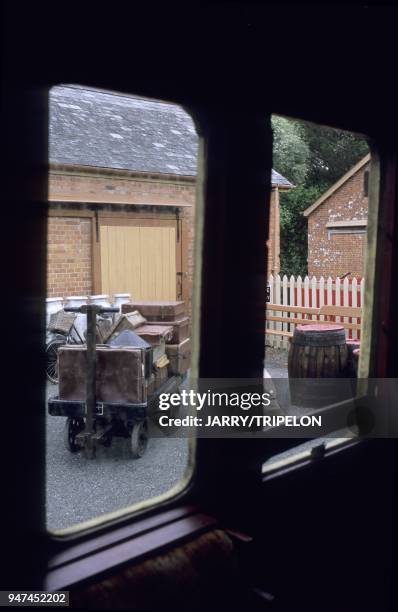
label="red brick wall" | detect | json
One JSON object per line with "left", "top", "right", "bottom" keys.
{"left": 48, "top": 168, "right": 278, "bottom": 305}
{"left": 47, "top": 216, "right": 92, "bottom": 297}
{"left": 49, "top": 168, "right": 196, "bottom": 207}
{"left": 307, "top": 163, "right": 369, "bottom": 278}
{"left": 47, "top": 169, "right": 197, "bottom": 307}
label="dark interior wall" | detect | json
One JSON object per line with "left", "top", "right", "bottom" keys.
{"left": 2, "top": 84, "right": 48, "bottom": 587}
{"left": 257, "top": 440, "right": 396, "bottom": 611}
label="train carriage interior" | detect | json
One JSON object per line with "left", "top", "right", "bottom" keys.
{"left": 2, "top": 3, "right": 398, "bottom": 611}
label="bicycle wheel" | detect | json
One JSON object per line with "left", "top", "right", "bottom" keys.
{"left": 45, "top": 337, "right": 66, "bottom": 384}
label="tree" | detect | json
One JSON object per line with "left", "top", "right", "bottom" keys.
{"left": 271, "top": 115, "right": 310, "bottom": 185}
{"left": 271, "top": 115, "right": 369, "bottom": 276}
{"left": 279, "top": 185, "right": 324, "bottom": 277}
{"left": 300, "top": 122, "right": 369, "bottom": 188}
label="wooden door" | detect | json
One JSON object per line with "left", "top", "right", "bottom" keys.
{"left": 100, "top": 223, "right": 178, "bottom": 300}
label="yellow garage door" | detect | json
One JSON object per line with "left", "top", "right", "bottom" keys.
{"left": 100, "top": 225, "right": 177, "bottom": 300}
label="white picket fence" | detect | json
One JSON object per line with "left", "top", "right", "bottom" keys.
{"left": 266, "top": 274, "right": 365, "bottom": 349}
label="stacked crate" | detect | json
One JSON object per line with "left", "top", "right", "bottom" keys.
{"left": 134, "top": 324, "right": 174, "bottom": 389}
{"left": 122, "top": 301, "right": 191, "bottom": 378}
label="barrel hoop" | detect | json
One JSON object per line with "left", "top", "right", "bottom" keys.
{"left": 292, "top": 332, "right": 346, "bottom": 347}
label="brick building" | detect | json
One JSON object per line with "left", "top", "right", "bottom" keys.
{"left": 48, "top": 86, "right": 292, "bottom": 307}
{"left": 303, "top": 154, "right": 370, "bottom": 278}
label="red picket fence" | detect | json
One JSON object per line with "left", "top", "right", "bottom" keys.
{"left": 267, "top": 275, "right": 364, "bottom": 348}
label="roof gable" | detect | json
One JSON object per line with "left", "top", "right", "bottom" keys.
{"left": 49, "top": 85, "right": 292, "bottom": 187}
{"left": 303, "top": 153, "right": 371, "bottom": 217}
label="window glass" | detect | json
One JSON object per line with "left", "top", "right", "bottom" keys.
{"left": 264, "top": 116, "right": 371, "bottom": 466}
{"left": 46, "top": 85, "right": 198, "bottom": 532}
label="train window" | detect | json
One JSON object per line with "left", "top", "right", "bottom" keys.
{"left": 264, "top": 115, "right": 374, "bottom": 468}
{"left": 45, "top": 92, "right": 381, "bottom": 526}
{"left": 45, "top": 85, "right": 200, "bottom": 533}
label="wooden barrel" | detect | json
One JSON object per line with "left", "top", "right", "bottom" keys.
{"left": 352, "top": 348, "right": 360, "bottom": 377}
{"left": 288, "top": 324, "right": 350, "bottom": 408}
{"left": 346, "top": 340, "right": 361, "bottom": 377}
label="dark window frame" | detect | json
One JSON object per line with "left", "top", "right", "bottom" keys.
{"left": 3, "top": 57, "right": 398, "bottom": 597}
{"left": 43, "top": 110, "right": 397, "bottom": 584}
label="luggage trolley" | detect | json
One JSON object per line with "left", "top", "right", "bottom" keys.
{"left": 47, "top": 304, "right": 182, "bottom": 459}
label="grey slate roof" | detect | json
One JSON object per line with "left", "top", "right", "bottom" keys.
{"left": 49, "top": 85, "right": 293, "bottom": 187}
{"left": 271, "top": 168, "right": 294, "bottom": 188}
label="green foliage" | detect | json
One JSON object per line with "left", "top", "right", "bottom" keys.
{"left": 272, "top": 115, "right": 369, "bottom": 277}
{"left": 279, "top": 185, "right": 324, "bottom": 277}
{"left": 271, "top": 115, "right": 310, "bottom": 185}
{"left": 300, "top": 122, "right": 369, "bottom": 188}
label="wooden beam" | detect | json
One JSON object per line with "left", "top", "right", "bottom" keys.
{"left": 267, "top": 316, "right": 361, "bottom": 330}
{"left": 266, "top": 304, "right": 320, "bottom": 315}
{"left": 266, "top": 329, "right": 293, "bottom": 338}
{"left": 320, "top": 305, "right": 362, "bottom": 318}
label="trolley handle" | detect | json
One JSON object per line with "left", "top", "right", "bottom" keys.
{"left": 64, "top": 306, "right": 120, "bottom": 314}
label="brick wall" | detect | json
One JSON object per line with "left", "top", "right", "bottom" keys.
{"left": 47, "top": 216, "right": 92, "bottom": 297}
{"left": 49, "top": 167, "right": 196, "bottom": 207}
{"left": 307, "top": 163, "right": 369, "bottom": 278}
{"left": 48, "top": 169, "right": 197, "bottom": 309}
{"left": 48, "top": 167, "right": 278, "bottom": 306}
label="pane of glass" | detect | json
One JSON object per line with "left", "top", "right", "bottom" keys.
{"left": 264, "top": 115, "right": 371, "bottom": 464}
{"left": 46, "top": 85, "right": 197, "bottom": 532}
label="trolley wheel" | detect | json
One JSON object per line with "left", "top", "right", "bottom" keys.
{"left": 130, "top": 420, "right": 148, "bottom": 458}
{"left": 45, "top": 337, "right": 65, "bottom": 384}
{"left": 64, "top": 417, "right": 84, "bottom": 453}
{"left": 102, "top": 433, "right": 112, "bottom": 448}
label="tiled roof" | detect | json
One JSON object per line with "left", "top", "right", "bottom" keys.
{"left": 271, "top": 168, "right": 294, "bottom": 188}
{"left": 49, "top": 85, "right": 293, "bottom": 187}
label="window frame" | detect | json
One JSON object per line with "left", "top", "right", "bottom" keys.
{"left": 4, "top": 85, "right": 398, "bottom": 596}
{"left": 44, "top": 115, "right": 393, "bottom": 548}
{"left": 3, "top": 1, "right": 398, "bottom": 599}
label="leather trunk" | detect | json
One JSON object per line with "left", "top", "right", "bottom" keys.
{"left": 122, "top": 301, "right": 185, "bottom": 321}
{"left": 105, "top": 311, "right": 147, "bottom": 343}
{"left": 58, "top": 345, "right": 147, "bottom": 403}
{"left": 145, "top": 317, "right": 189, "bottom": 344}
{"left": 135, "top": 325, "right": 174, "bottom": 362}
{"left": 109, "top": 329, "right": 153, "bottom": 376}
{"left": 134, "top": 324, "right": 174, "bottom": 345}
{"left": 166, "top": 338, "right": 191, "bottom": 376}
